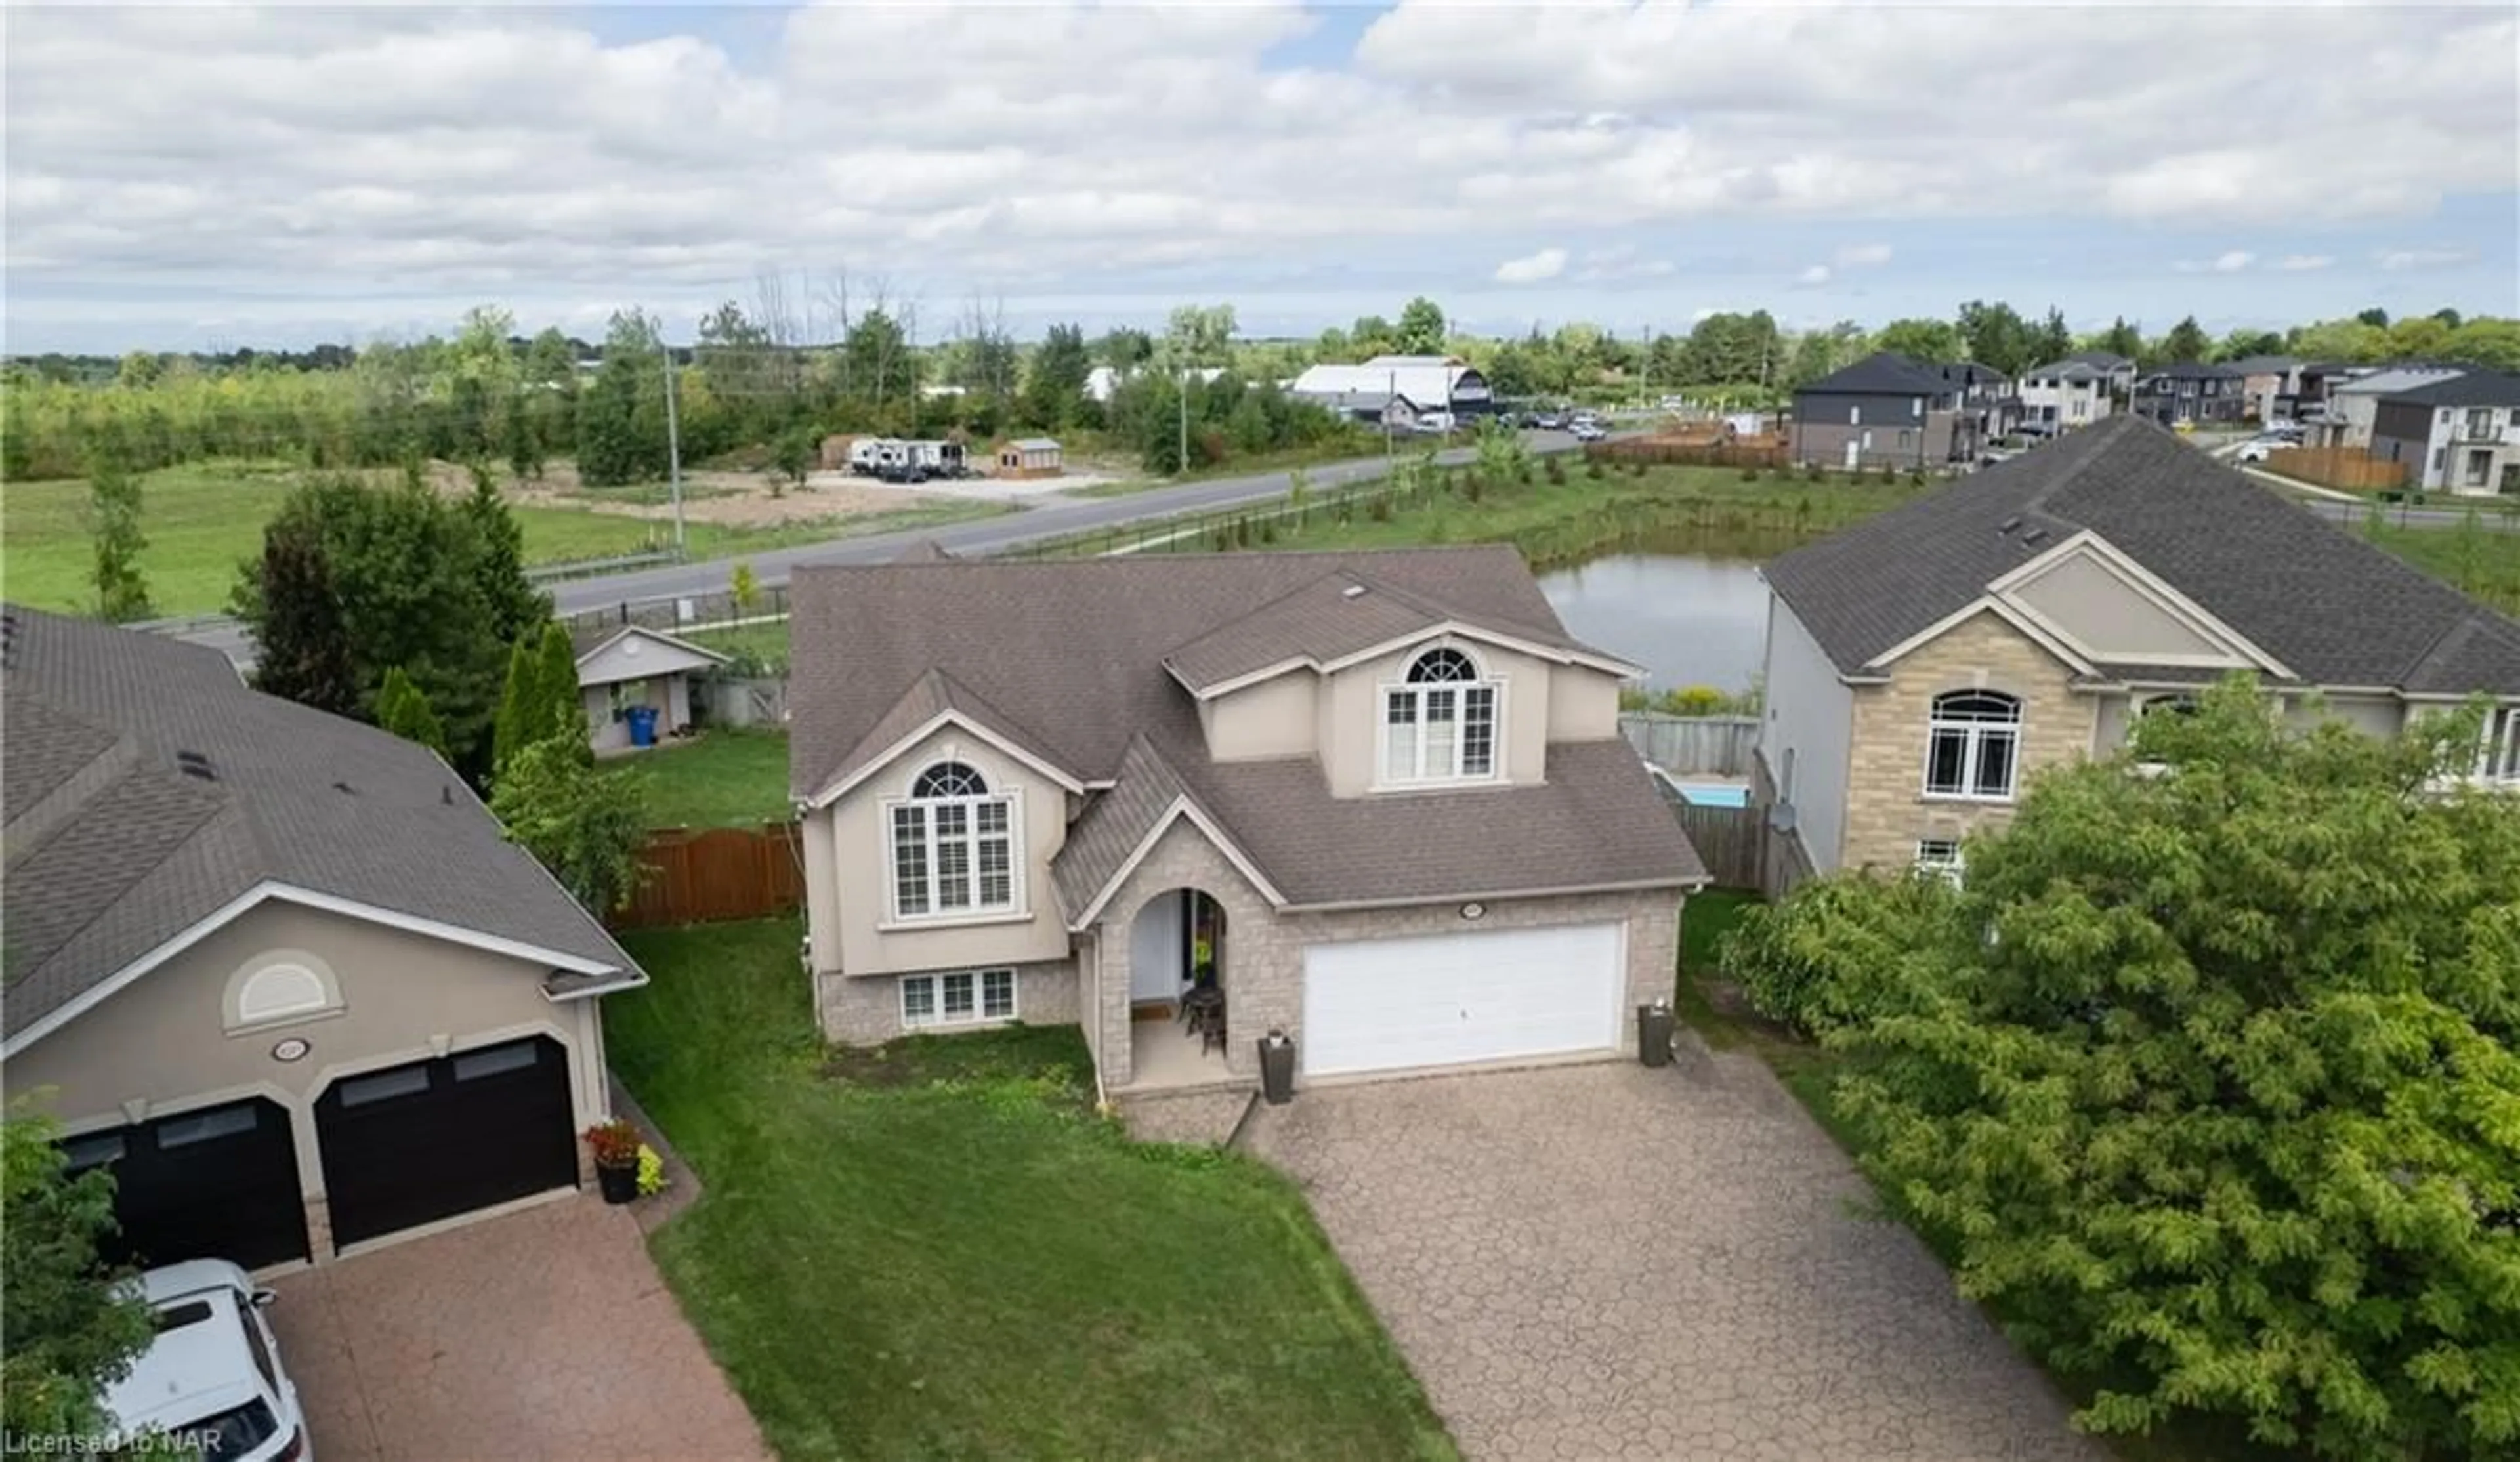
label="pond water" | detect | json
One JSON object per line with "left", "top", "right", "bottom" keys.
{"left": 1536, "top": 552, "right": 1769, "bottom": 694}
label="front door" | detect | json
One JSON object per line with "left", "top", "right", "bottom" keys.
{"left": 1130, "top": 892, "right": 1188, "bottom": 1009}
{"left": 1842, "top": 438, "right": 1860, "bottom": 469}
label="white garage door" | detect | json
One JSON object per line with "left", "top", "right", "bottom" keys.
{"left": 1300, "top": 923, "right": 1624, "bottom": 1077}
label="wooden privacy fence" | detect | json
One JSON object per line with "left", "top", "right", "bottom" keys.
{"left": 612, "top": 823, "right": 805, "bottom": 930}
{"left": 1673, "top": 802, "right": 1764, "bottom": 890}
{"left": 1620, "top": 714, "right": 1759, "bottom": 777}
{"left": 2264, "top": 446, "right": 2410, "bottom": 493}
{"left": 1586, "top": 436, "right": 1787, "bottom": 469}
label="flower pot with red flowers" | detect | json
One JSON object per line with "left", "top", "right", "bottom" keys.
{"left": 584, "top": 1119, "right": 642, "bottom": 1204}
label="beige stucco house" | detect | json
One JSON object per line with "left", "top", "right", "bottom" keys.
{"left": 1753, "top": 415, "right": 2520, "bottom": 887}
{"left": 2, "top": 608, "right": 646, "bottom": 1274}
{"left": 785, "top": 545, "right": 1707, "bottom": 1100}
{"left": 574, "top": 624, "right": 728, "bottom": 753}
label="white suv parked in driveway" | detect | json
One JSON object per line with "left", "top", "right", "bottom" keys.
{"left": 106, "top": 1261, "right": 311, "bottom": 1461}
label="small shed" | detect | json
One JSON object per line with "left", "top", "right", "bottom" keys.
{"left": 996, "top": 437, "right": 1064, "bottom": 479}
{"left": 572, "top": 625, "right": 731, "bottom": 753}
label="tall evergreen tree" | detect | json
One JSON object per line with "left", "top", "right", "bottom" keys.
{"left": 534, "top": 621, "right": 587, "bottom": 762}
{"left": 245, "top": 514, "right": 358, "bottom": 716}
{"left": 460, "top": 469, "right": 548, "bottom": 645}
{"left": 492, "top": 637, "right": 545, "bottom": 774}
{"left": 375, "top": 665, "right": 449, "bottom": 757}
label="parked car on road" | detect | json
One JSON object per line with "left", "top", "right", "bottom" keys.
{"left": 2235, "top": 440, "right": 2279, "bottom": 463}
{"left": 1569, "top": 421, "right": 1607, "bottom": 442}
{"left": 105, "top": 1261, "right": 309, "bottom": 1462}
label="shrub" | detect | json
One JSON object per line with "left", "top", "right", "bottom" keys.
{"left": 635, "top": 1144, "right": 669, "bottom": 1197}
{"left": 1715, "top": 871, "right": 1960, "bottom": 1035}
{"left": 1907, "top": 467, "right": 1929, "bottom": 487}
{"left": 1586, "top": 455, "right": 1606, "bottom": 480}
{"left": 1463, "top": 474, "right": 1484, "bottom": 503}
{"left": 1740, "top": 465, "right": 1762, "bottom": 482}
{"left": 1545, "top": 457, "right": 1566, "bottom": 484}
{"left": 1805, "top": 461, "right": 1825, "bottom": 482}
{"left": 1367, "top": 494, "right": 1392, "bottom": 522}
{"left": 583, "top": 1119, "right": 640, "bottom": 1169}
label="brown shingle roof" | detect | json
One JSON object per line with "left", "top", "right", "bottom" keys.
{"left": 1162, "top": 568, "right": 1447, "bottom": 692}
{"left": 788, "top": 548, "right": 1707, "bottom": 908}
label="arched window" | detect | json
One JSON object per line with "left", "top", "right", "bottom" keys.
{"left": 1923, "top": 690, "right": 2023, "bottom": 800}
{"left": 225, "top": 951, "right": 342, "bottom": 1030}
{"left": 890, "top": 761, "right": 1017, "bottom": 919}
{"left": 1384, "top": 647, "right": 1498, "bottom": 783}
{"left": 2139, "top": 692, "right": 2200, "bottom": 717}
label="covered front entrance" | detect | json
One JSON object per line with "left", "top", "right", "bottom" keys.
{"left": 64, "top": 1098, "right": 311, "bottom": 1272}
{"left": 1125, "top": 888, "right": 1232, "bottom": 1089}
{"left": 1301, "top": 923, "right": 1624, "bottom": 1077}
{"left": 315, "top": 1035, "right": 579, "bottom": 1249}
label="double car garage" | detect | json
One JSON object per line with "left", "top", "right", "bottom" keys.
{"left": 1299, "top": 922, "right": 1628, "bottom": 1079}
{"left": 68, "top": 1035, "right": 581, "bottom": 1272}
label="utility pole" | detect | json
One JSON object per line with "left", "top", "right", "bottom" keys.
{"left": 1177, "top": 366, "right": 1189, "bottom": 477}
{"left": 1384, "top": 367, "right": 1395, "bottom": 472}
{"left": 660, "top": 335, "right": 686, "bottom": 556}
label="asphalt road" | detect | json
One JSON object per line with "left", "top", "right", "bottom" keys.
{"left": 178, "top": 430, "right": 1593, "bottom": 663}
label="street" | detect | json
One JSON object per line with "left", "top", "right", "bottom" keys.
{"left": 177, "top": 430, "right": 1587, "bottom": 663}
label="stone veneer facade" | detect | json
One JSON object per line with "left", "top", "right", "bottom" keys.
{"left": 817, "top": 959, "right": 1080, "bottom": 1045}
{"left": 1082, "top": 820, "right": 1684, "bottom": 1091}
{"left": 1838, "top": 610, "right": 2093, "bottom": 873}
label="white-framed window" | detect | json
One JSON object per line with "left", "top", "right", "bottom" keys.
{"left": 607, "top": 680, "right": 649, "bottom": 723}
{"left": 1914, "top": 839, "right": 1965, "bottom": 883}
{"left": 888, "top": 762, "right": 1018, "bottom": 920}
{"left": 1910, "top": 396, "right": 1924, "bottom": 416}
{"left": 1923, "top": 690, "right": 2023, "bottom": 801}
{"left": 901, "top": 969, "right": 1017, "bottom": 1028}
{"left": 1848, "top": 405, "right": 1862, "bottom": 426}
{"left": 1381, "top": 646, "right": 1499, "bottom": 783}
{"left": 2480, "top": 705, "right": 2520, "bottom": 785}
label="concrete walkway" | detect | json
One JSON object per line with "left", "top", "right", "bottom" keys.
{"left": 1244, "top": 1058, "right": 2105, "bottom": 1462}
{"left": 268, "top": 1196, "right": 766, "bottom": 1462}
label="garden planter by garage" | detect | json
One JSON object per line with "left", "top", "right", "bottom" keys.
{"left": 597, "top": 1162, "right": 640, "bottom": 1205}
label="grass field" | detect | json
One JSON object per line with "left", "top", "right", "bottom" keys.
{"left": 0, "top": 461, "right": 1009, "bottom": 615}
{"left": 608, "top": 919, "right": 1455, "bottom": 1462}
{"left": 684, "top": 617, "right": 793, "bottom": 670}
{"left": 602, "top": 730, "right": 791, "bottom": 829}
{"left": 2361, "top": 518, "right": 2520, "bottom": 615}
{"left": 1066, "top": 436, "right": 1389, "bottom": 498}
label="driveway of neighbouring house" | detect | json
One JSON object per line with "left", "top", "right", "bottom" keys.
{"left": 266, "top": 1196, "right": 767, "bottom": 1462}
{"left": 1243, "top": 1057, "right": 2107, "bottom": 1462}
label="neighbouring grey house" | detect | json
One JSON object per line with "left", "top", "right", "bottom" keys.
{"left": 2132, "top": 362, "right": 2246, "bottom": 425}
{"left": 2319, "top": 364, "right": 2469, "bottom": 448}
{"left": 2015, "top": 359, "right": 2116, "bottom": 433}
{"left": 2219, "top": 354, "right": 2307, "bottom": 423}
{"left": 1, "top": 606, "right": 646, "bottom": 1274}
{"left": 2369, "top": 371, "right": 2520, "bottom": 496}
{"left": 1749, "top": 415, "right": 2520, "bottom": 892}
{"left": 574, "top": 624, "right": 729, "bottom": 752}
{"left": 783, "top": 547, "right": 1706, "bottom": 1102}
{"left": 1790, "top": 352, "right": 1977, "bottom": 470}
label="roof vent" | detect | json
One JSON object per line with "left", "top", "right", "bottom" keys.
{"left": 442, "top": 785, "right": 455, "bottom": 806}
{"left": 1997, "top": 516, "right": 2023, "bottom": 533}
{"left": 175, "top": 749, "right": 218, "bottom": 782}
{"left": 333, "top": 781, "right": 358, "bottom": 796}
{"left": 1341, "top": 583, "right": 1368, "bottom": 599}
{"left": 2021, "top": 528, "right": 2049, "bottom": 547}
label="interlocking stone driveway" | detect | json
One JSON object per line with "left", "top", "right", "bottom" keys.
{"left": 1243, "top": 1055, "right": 2107, "bottom": 1462}
{"left": 267, "top": 1196, "right": 766, "bottom": 1462}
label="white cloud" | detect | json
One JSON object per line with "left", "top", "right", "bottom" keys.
{"left": 1494, "top": 247, "right": 1570, "bottom": 285}
{"left": 0, "top": 0, "right": 2511, "bottom": 345}
{"left": 2378, "top": 248, "right": 2473, "bottom": 271}
{"left": 1794, "top": 264, "right": 1833, "bottom": 287}
{"left": 2275, "top": 254, "right": 2336, "bottom": 271}
{"left": 2173, "top": 250, "right": 2257, "bottom": 274}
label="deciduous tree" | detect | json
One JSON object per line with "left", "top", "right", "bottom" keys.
{"left": 244, "top": 513, "right": 358, "bottom": 717}
{"left": 1020, "top": 323, "right": 1093, "bottom": 430}
{"left": 2, "top": 1105, "right": 156, "bottom": 1447}
{"left": 2152, "top": 314, "right": 2212, "bottom": 366}
{"left": 1872, "top": 317, "right": 1965, "bottom": 365}
{"left": 1763, "top": 682, "right": 2520, "bottom": 1457}
{"left": 1396, "top": 296, "right": 1448, "bottom": 354}
{"left": 83, "top": 444, "right": 152, "bottom": 623}
{"left": 488, "top": 738, "right": 649, "bottom": 912}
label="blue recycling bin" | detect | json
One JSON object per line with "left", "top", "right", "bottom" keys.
{"left": 625, "top": 705, "right": 658, "bottom": 748}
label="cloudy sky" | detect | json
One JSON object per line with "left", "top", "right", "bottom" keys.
{"left": 5, "top": 1, "right": 2516, "bottom": 353}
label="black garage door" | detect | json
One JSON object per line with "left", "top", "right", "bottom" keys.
{"left": 315, "top": 1035, "right": 579, "bottom": 1248}
{"left": 65, "top": 1098, "right": 310, "bottom": 1272}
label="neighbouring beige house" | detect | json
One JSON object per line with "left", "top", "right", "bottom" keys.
{"left": 574, "top": 624, "right": 728, "bottom": 752}
{"left": 785, "top": 546, "right": 1707, "bottom": 1100}
{"left": 1, "top": 608, "right": 646, "bottom": 1273}
{"left": 1753, "top": 415, "right": 2520, "bottom": 888}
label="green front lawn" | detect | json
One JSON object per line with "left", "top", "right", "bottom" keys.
{"left": 608, "top": 919, "right": 1455, "bottom": 1462}
{"left": 602, "top": 729, "right": 791, "bottom": 829}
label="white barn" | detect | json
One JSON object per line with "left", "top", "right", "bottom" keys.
{"left": 1290, "top": 354, "right": 1494, "bottom": 421}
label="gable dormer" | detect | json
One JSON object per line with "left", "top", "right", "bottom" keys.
{"left": 1986, "top": 532, "right": 2290, "bottom": 676}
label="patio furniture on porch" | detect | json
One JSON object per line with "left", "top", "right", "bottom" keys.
{"left": 1183, "top": 985, "right": 1227, "bottom": 1055}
